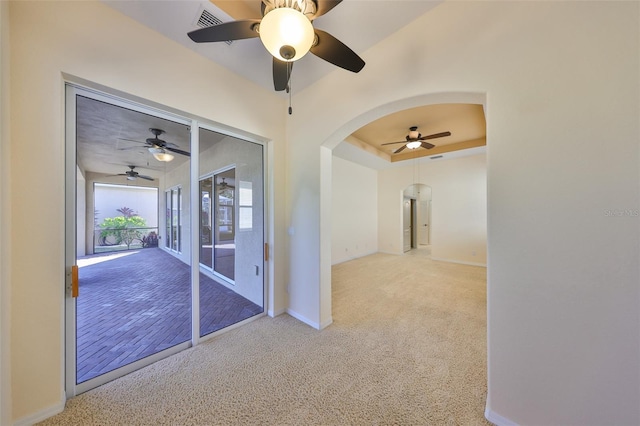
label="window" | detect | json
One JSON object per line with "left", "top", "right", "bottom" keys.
{"left": 238, "top": 180, "right": 253, "bottom": 230}
{"left": 165, "top": 186, "right": 182, "bottom": 252}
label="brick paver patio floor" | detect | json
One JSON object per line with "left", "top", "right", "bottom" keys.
{"left": 76, "top": 247, "right": 263, "bottom": 383}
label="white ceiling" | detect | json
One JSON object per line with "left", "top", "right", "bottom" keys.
{"left": 102, "top": 0, "right": 443, "bottom": 94}
{"left": 93, "top": 0, "right": 486, "bottom": 171}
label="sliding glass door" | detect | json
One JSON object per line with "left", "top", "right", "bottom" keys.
{"left": 66, "top": 85, "right": 267, "bottom": 397}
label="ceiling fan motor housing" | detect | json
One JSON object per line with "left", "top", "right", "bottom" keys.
{"left": 408, "top": 126, "right": 421, "bottom": 140}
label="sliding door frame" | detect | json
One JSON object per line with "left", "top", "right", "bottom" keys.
{"left": 64, "top": 82, "right": 269, "bottom": 397}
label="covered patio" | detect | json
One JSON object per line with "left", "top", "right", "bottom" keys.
{"left": 76, "top": 247, "right": 263, "bottom": 383}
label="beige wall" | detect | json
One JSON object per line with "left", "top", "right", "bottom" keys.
{"left": 1, "top": 1, "right": 12, "bottom": 423}
{"left": 331, "top": 156, "right": 378, "bottom": 265}
{"left": 287, "top": 1, "right": 639, "bottom": 424}
{"left": 6, "top": 0, "right": 285, "bottom": 421}
{"left": 378, "top": 154, "right": 487, "bottom": 266}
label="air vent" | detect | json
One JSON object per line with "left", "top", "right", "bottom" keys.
{"left": 430, "top": 155, "right": 444, "bottom": 160}
{"left": 197, "top": 9, "right": 233, "bottom": 45}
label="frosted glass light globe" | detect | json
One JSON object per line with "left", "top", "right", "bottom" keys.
{"left": 406, "top": 141, "right": 422, "bottom": 149}
{"left": 259, "top": 7, "right": 314, "bottom": 62}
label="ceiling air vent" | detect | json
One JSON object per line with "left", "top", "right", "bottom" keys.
{"left": 197, "top": 9, "right": 233, "bottom": 45}
{"left": 430, "top": 155, "right": 444, "bottom": 160}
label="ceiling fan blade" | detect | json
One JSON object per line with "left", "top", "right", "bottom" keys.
{"left": 118, "top": 137, "right": 145, "bottom": 144}
{"left": 187, "top": 20, "right": 260, "bottom": 43}
{"left": 420, "top": 142, "right": 435, "bottom": 149}
{"left": 138, "top": 175, "right": 154, "bottom": 181}
{"left": 393, "top": 145, "right": 408, "bottom": 154}
{"left": 165, "top": 147, "right": 191, "bottom": 157}
{"left": 420, "top": 131, "right": 451, "bottom": 140}
{"left": 312, "top": 0, "right": 343, "bottom": 19}
{"left": 381, "top": 140, "right": 409, "bottom": 146}
{"left": 310, "top": 29, "right": 365, "bottom": 73}
{"left": 273, "top": 58, "right": 292, "bottom": 91}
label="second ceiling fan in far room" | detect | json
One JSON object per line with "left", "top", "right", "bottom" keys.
{"left": 381, "top": 127, "right": 452, "bottom": 154}
{"left": 187, "top": 0, "right": 365, "bottom": 102}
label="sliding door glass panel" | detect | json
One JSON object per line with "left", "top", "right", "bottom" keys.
{"left": 198, "top": 127, "right": 264, "bottom": 337}
{"left": 73, "top": 94, "right": 191, "bottom": 388}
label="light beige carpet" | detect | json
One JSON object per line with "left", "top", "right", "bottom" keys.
{"left": 39, "top": 250, "right": 489, "bottom": 425}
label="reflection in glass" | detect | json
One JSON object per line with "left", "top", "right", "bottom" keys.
{"left": 200, "top": 178, "right": 213, "bottom": 269}
{"left": 214, "top": 170, "right": 235, "bottom": 281}
{"left": 197, "top": 127, "right": 264, "bottom": 338}
{"left": 238, "top": 181, "right": 253, "bottom": 230}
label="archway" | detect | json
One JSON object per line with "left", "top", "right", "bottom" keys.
{"left": 319, "top": 92, "right": 486, "bottom": 326}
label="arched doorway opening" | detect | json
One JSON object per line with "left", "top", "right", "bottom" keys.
{"left": 403, "top": 184, "right": 432, "bottom": 253}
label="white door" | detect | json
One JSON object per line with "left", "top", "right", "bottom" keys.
{"left": 403, "top": 197, "right": 412, "bottom": 252}
{"left": 419, "top": 200, "right": 429, "bottom": 245}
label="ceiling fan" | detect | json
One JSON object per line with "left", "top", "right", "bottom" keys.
{"left": 187, "top": 0, "right": 365, "bottom": 92}
{"left": 118, "top": 128, "right": 190, "bottom": 161}
{"left": 381, "top": 127, "right": 452, "bottom": 154}
{"left": 218, "top": 177, "right": 234, "bottom": 189}
{"left": 117, "top": 165, "right": 154, "bottom": 181}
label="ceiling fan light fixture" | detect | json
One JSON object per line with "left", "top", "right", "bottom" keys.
{"left": 259, "top": 7, "right": 314, "bottom": 62}
{"left": 149, "top": 147, "right": 174, "bottom": 162}
{"left": 406, "top": 141, "right": 422, "bottom": 150}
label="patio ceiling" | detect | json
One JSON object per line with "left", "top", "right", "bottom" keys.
{"left": 76, "top": 95, "right": 227, "bottom": 183}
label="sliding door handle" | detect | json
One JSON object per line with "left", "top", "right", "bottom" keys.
{"left": 71, "top": 265, "right": 79, "bottom": 298}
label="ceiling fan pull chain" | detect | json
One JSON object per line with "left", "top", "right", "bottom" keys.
{"left": 288, "top": 62, "right": 293, "bottom": 115}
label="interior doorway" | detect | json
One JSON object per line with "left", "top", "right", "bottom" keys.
{"left": 403, "top": 184, "right": 432, "bottom": 253}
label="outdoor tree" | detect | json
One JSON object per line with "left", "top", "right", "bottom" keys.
{"left": 100, "top": 207, "right": 147, "bottom": 250}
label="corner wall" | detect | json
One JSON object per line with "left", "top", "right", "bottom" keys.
{"left": 331, "top": 156, "right": 378, "bottom": 265}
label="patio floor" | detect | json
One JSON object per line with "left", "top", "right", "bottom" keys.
{"left": 76, "top": 247, "right": 263, "bottom": 383}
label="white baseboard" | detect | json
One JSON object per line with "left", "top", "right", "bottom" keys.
{"left": 331, "top": 249, "right": 378, "bottom": 266}
{"left": 431, "top": 257, "right": 487, "bottom": 267}
{"left": 286, "top": 308, "right": 322, "bottom": 330}
{"left": 378, "top": 249, "right": 402, "bottom": 256}
{"left": 13, "top": 391, "right": 65, "bottom": 426}
{"left": 268, "top": 307, "right": 286, "bottom": 318}
{"left": 319, "top": 317, "right": 333, "bottom": 330}
{"left": 485, "top": 405, "right": 519, "bottom": 426}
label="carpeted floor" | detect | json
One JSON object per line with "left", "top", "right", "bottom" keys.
{"left": 39, "top": 250, "right": 489, "bottom": 425}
